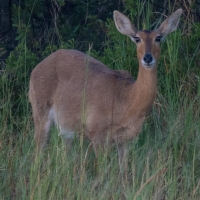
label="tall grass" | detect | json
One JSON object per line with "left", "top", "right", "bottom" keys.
{"left": 1, "top": 3, "right": 200, "bottom": 200}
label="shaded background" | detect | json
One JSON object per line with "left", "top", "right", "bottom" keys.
{"left": 1, "top": 0, "right": 200, "bottom": 61}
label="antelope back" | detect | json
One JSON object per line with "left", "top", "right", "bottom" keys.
{"left": 29, "top": 50, "right": 134, "bottom": 138}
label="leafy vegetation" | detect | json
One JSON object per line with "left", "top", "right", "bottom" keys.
{"left": 0, "top": 0, "right": 200, "bottom": 199}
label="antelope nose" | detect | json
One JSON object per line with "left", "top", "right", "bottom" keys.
{"left": 143, "top": 54, "right": 153, "bottom": 64}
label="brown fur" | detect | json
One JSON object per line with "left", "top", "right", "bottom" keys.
{"left": 29, "top": 9, "right": 182, "bottom": 165}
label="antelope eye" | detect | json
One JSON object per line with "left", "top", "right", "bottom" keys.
{"left": 155, "top": 36, "right": 162, "bottom": 42}
{"left": 133, "top": 37, "right": 141, "bottom": 43}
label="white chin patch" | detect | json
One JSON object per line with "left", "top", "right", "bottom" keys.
{"left": 141, "top": 59, "right": 156, "bottom": 68}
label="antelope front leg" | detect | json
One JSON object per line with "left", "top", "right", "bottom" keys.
{"left": 117, "top": 143, "right": 128, "bottom": 182}
{"left": 59, "top": 129, "right": 75, "bottom": 151}
{"left": 92, "top": 140, "right": 103, "bottom": 174}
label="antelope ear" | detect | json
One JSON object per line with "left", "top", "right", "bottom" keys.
{"left": 113, "top": 11, "right": 137, "bottom": 38}
{"left": 158, "top": 8, "right": 183, "bottom": 37}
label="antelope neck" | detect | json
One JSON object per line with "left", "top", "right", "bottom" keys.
{"left": 130, "top": 63, "right": 157, "bottom": 115}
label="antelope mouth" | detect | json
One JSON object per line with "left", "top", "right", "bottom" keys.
{"left": 141, "top": 60, "right": 156, "bottom": 68}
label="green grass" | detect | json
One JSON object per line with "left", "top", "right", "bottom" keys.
{"left": 1, "top": 93, "right": 200, "bottom": 199}
{"left": 1, "top": 3, "right": 200, "bottom": 200}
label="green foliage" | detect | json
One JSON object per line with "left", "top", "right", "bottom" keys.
{"left": 1, "top": 43, "right": 37, "bottom": 124}
{"left": 10, "top": 0, "right": 121, "bottom": 53}
{"left": 1, "top": 1, "right": 200, "bottom": 199}
{"left": 12, "top": 1, "right": 43, "bottom": 45}
{"left": 6, "top": 43, "right": 37, "bottom": 75}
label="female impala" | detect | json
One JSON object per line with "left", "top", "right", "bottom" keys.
{"left": 29, "top": 9, "right": 182, "bottom": 164}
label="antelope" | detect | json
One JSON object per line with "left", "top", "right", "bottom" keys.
{"left": 29, "top": 9, "right": 182, "bottom": 165}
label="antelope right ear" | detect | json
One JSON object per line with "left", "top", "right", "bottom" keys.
{"left": 158, "top": 8, "right": 183, "bottom": 37}
{"left": 113, "top": 11, "right": 137, "bottom": 38}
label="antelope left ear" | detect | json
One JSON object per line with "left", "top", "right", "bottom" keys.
{"left": 158, "top": 8, "right": 183, "bottom": 37}
{"left": 113, "top": 11, "right": 137, "bottom": 38}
